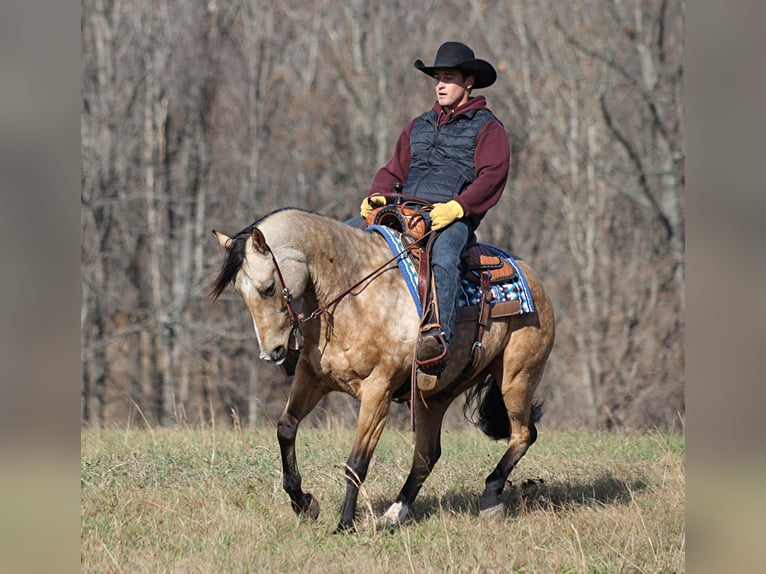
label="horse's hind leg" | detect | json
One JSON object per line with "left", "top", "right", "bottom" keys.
{"left": 478, "top": 260, "right": 554, "bottom": 516}
{"left": 479, "top": 364, "right": 545, "bottom": 516}
{"left": 277, "top": 373, "right": 329, "bottom": 520}
{"left": 382, "top": 399, "right": 450, "bottom": 527}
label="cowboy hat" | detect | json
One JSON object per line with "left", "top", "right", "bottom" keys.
{"left": 414, "top": 41, "right": 497, "bottom": 89}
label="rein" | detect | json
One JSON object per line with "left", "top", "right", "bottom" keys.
{"left": 264, "top": 228, "right": 436, "bottom": 350}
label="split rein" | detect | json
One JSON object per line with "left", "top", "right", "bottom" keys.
{"left": 265, "top": 227, "right": 436, "bottom": 351}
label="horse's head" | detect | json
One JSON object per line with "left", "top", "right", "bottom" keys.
{"left": 212, "top": 223, "right": 308, "bottom": 366}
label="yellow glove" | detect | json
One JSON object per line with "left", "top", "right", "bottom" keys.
{"left": 359, "top": 194, "right": 387, "bottom": 218}
{"left": 429, "top": 200, "right": 464, "bottom": 230}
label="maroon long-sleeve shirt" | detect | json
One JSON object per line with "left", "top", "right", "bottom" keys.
{"left": 368, "top": 95, "right": 510, "bottom": 227}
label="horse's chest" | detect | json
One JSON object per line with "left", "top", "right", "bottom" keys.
{"left": 309, "top": 333, "right": 412, "bottom": 392}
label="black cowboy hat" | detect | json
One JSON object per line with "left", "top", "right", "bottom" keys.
{"left": 414, "top": 41, "right": 497, "bottom": 89}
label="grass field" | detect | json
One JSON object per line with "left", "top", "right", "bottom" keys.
{"left": 81, "top": 424, "right": 684, "bottom": 573}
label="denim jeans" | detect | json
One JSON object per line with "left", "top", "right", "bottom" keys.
{"left": 429, "top": 219, "right": 470, "bottom": 345}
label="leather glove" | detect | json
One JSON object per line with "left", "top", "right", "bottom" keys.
{"left": 429, "top": 200, "right": 464, "bottom": 230}
{"left": 359, "top": 194, "right": 387, "bottom": 218}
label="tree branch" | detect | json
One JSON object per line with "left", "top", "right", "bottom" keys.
{"left": 599, "top": 93, "right": 673, "bottom": 240}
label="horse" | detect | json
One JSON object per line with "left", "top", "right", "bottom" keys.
{"left": 210, "top": 208, "right": 555, "bottom": 532}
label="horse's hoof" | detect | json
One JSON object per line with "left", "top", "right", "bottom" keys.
{"left": 305, "top": 494, "right": 320, "bottom": 520}
{"left": 377, "top": 512, "right": 403, "bottom": 532}
{"left": 332, "top": 521, "right": 355, "bottom": 534}
{"left": 376, "top": 517, "right": 401, "bottom": 533}
{"left": 479, "top": 503, "right": 505, "bottom": 519}
{"left": 381, "top": 501, "right": 409, "bottom": 528}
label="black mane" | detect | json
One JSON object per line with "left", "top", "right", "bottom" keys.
{"left": 210, "top": 223, "right": 255, "bottom": 300}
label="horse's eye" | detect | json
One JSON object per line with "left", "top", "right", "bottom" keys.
{"left": 262, "top": 283, "right": 276, "bottom": 298}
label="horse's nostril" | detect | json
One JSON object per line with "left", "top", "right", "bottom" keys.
{"left": 271, "top": 346, "right": 287, "bottom": 362}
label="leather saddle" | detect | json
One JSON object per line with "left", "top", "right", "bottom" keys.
{"left": 461, "top": 243, "right": 517, "bottom": 285}
{"left": 365, "top": 204, "right": 517, "bottom": 286}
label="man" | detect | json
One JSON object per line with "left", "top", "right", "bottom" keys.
{"left": 357, "top": 41, "right": 510, "bottom": 367}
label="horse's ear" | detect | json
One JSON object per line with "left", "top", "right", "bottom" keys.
{"left": 251, "top": 227, "right": 268, "bottom": 254}
{"left": 212, "top": 230, "right": 234, "bottom": 250}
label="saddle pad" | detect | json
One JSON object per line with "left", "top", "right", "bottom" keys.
{"left": 367, "top": 225, "right": 535, "bottom": 317}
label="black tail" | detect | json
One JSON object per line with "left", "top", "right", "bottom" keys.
{"left": 463, "top": 375, "right": 544, "bottom": 440}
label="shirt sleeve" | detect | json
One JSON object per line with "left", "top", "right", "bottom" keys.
{"left": 452, "top": 120, "right": 510, "bottom": 218}
{"left": 367, "top": 118, "right": 417, "bottom": 196}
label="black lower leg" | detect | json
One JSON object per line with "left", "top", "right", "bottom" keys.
{"left": 479, "top": 450, "right": 515, "bottom": 511}
{"left": 336, "top": 457, "right": 370, "bottom": 532}
{"left": 479, "top": 423, "right": 537, "bottom": 511}
{"left": 277, "top": 415, "right": 317, "bottom": 517}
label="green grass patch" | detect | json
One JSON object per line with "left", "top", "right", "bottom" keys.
{"left": 82, "top": 427, "right": 684, "bottom": 573}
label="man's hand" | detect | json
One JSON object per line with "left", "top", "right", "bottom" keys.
{"left": 429, "top": 200, "right": 464, "bottom": 230}
{"left": 360, "top": 194, "right": 387, "bottom": 218}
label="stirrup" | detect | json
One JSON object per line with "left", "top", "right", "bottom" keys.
{"left": 416, "top": 324, "right": 449, "bottom": 374}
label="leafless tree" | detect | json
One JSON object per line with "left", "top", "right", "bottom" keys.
{"left": 81, "top": 0, "right": 684, "bottom": 430}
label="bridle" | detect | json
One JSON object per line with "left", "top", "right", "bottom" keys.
{"left": 262, "top": 245, "right": 305, "bottom": 352}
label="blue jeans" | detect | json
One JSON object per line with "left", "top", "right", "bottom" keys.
{"left": 429, "top": 220, "right": 470, "bottom": 345}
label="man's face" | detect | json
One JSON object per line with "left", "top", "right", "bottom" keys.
{"left": 433, "top": 68, "right": 473, "bottom": 111}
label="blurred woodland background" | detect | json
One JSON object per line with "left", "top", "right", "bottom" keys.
{"left": 81, "top": 0, "right": 684, "bottom": 431}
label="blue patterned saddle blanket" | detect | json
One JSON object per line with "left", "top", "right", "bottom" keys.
{"left": 367, "top": 225, "right": 536, "bottom": 318}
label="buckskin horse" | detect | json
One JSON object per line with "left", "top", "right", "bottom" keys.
{"left": 210, "top": 207, "right": 555, "bottom": 532}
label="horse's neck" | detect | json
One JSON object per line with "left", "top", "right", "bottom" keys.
{"left": 266, "top": 212, "right": 387, "bottom": 305}
{"left": 305, "top": 223, "right": 386, "bottom": 302}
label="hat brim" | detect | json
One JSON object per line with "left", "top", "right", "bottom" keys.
{"left": 414, "top": 58, "right": 497, "bottom": 89}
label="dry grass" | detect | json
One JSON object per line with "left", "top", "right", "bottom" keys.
{"left": 82, "top": 425, "right": 684, "bottom": 573}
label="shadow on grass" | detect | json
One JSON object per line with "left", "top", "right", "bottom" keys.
{"left": 374, "top": 474, "right": 650, "bottom": 523}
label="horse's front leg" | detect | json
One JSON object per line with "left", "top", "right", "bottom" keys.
{"left": 382, "top": 398, "right": 449, "bottom": 527}
{"left": 336, "top": 381, "right": 392, "bottom": 533}
{"left": 277, "top": 371, "right": 328, "bottom": 520}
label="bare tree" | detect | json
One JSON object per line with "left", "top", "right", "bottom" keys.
{"left": 81, "top": 0, "right": 684, "bottom": 430}
{"left": 488, "top": 0, "right": 685, "bottom": 428}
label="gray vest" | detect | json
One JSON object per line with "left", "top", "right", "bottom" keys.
{"left": 402, "top": 108, "right": 498, "bottom": 204}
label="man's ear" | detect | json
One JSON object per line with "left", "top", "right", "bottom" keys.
{"left": 466, "top": 74, "right": 476, "bottom": 90}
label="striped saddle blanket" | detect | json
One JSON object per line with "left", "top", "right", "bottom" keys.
{"left": 367, "top": 225, "right": 536, "bottom": 319}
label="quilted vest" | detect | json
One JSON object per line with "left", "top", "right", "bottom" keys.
{"left": 402, "top": 108, "right": 497, "bottom": 205}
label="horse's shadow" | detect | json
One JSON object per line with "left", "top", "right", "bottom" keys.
{"left": 373, "top": 474, "right": 650, "bottom": 522}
